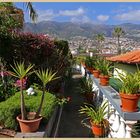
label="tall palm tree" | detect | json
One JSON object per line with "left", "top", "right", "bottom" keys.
{"left": 113, "top": 27, "right": 125, "bottom": 54}
{"left": 95, "top": 33, "right": 105, "bottom": 53}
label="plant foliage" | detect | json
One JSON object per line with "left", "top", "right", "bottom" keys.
{"left": 79, "top": 101, "right": 108, "bottom": 125}
{"left": 115, "top": 70, "right": 140, "bottom": 94}
{"left": 0, "top": 90, "right": 57, "bottom": 130}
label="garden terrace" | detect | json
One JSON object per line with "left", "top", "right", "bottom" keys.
{"left": 79, "top": 63, "right": 140, "bottom": 138}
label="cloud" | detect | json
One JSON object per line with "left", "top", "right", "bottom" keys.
{"left": 59, "top": 7, "right": 85, "bottom": 17}
{"left": 112, "top": 5, "right": 133, "bottom": 14}
{"left": 36, "top": 7, "right": 85, "bottom": 22}
{"left": 97, "top": 15, "right": 109, "bottom": 22}
{"left": 115, "top": 10, "right": 140, "bottom": 21}
{"left": 71, "top": 16, "right": 92, "bottom": 23}
{"left": 37, "top": 10, "right": 57, "bottom": 22}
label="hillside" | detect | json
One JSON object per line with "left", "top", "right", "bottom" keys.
{"left": 23, "top": 21, "right": 140, "bottom": 40}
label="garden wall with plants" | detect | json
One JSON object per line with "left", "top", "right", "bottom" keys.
{"left": 0, "top": 31, "right": 72, "bottom": 93}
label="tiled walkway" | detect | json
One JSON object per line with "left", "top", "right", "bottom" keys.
{"left": 57, "top": 73, "right": 93, "bottom": 137}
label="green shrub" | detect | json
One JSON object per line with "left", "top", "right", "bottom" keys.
{"left": 0, "top": 90, "right": 57, "bottom": 130}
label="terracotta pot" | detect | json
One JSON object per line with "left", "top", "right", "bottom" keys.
{"left": 90, "top": 120, "right": 109, "bottom": 136}
{"left": 99, "top": 75, "right": 109, "bottom": 86}
{"left": 92, "top": 70, "right": 100, "bottom": 78}
{"left": 120, "top": 93, "right": 140, "bottom": 112}
{"left": 16, "top": 112, "right": 42, "bottom": 133}
{"left": 90, "top": 122, "right": 104, "bottom": 136}
{"left": 86, "top": 67, "right": 94, "bottom": 73}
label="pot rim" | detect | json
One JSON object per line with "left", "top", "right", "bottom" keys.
{"left": 120, "top": 93, "right": 140, "bottom": 97}
{"left": 93, "top": 70, "right": 100, "bottom": 73}
{"left": 16, "top": 112, "right": 42, "bottom": 123}
{"left": 99, "top": 75, "right": 109, "bottom": 78}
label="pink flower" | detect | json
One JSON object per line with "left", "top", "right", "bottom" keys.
{"left": 67, "top": 97, "right": 71, "bottom": 102}
{"left": 0, "top": 71, "right": 10, "bottom": 77}
{"left": 15, "top": 77, "right": 27, "bottom": 89}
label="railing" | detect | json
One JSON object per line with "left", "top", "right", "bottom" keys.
{"left": 77, "top": 64, "right": 139, "bottom": 138}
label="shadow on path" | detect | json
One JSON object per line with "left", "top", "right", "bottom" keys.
{"left": 57, "top": 74, "right": 93, "bottom": 137}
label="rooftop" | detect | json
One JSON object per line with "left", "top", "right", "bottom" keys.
{"left": 106, "top": 49, "right": 140, "bottom": 64}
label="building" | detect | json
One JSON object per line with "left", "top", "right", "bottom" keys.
{"left": 107, "top": 49, "right": 140, "bottom": 75}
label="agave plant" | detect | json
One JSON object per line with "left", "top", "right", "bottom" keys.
{"left": 35, "top": 69, "right": 59, "bottom": 118}
{"left": 10, "top": 62, "right": 34, "bottom": 120}
{"left": 79, "top": 101, "right": 108, "bottom": 125}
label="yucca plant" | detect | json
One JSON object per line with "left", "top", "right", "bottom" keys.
{"left": 10, "top": 62, "right": 34, "bottom": 120}
{"left": 35, "top": 69, "right": 59, "bottom": 118}
{"left": 79, "top": 101, "right": 108, "bottom": 125}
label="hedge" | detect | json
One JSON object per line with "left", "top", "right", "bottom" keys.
{"left": 0, "top": 32, "right": 72, "bottom": 92}
{"left": 0, "top": 90, "right": 57, "bottom": 130}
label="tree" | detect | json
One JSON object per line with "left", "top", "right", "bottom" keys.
{"left": 113, "top": 27, "right": 125, "bottom": 54}
{"left": 35, "top": 69, "right": 58, "bottom": 118}
{"left": 0, "top": 2, "right": 37, "bottom": 37}
{"left": 0, "top": 2, "right": 38, "bottom": 23}
{"left": 95, "top": 34, "right": 105, "bottom": 53}
{"left": 10, "top": 62, "right": 34, "bottom": 120}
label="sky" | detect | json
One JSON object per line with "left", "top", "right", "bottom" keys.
{"left": 15, "top": 2, "right": 140, "bottom": 25}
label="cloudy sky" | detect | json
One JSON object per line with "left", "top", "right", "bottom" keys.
{"left": 15, "top": 2, "right": 140, "bottom": 25}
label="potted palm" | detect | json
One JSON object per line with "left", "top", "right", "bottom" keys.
{"left": 79, "top": 101, "right": 109, "bottom": 136}
{"left": 80, "top": 77, "right": 95, "bottom": 103}
{"left": 116, "top": 70, "right": 140, "bottom": 112}
{"left": 99, "top": 59, "right": 113, "bottom": 86}
{"left": 10, "top": 62, "right": 58, "bottom": 132}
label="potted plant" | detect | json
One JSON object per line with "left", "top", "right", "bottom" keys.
{"left": 99, "top": 59, "right": 113, "bottom": 86}
{"left": 80, "top": 77, "right": 95, "bottom": 103}
{"left": 85, "top": 56, "right": 94, "bottom": 73}
{"left": 92, "top": 58, "right": 102, "bottom": 78}
{"left": 10, "top": 62, "right": 58, "bottom": 132}
{"left": 116, "top": 70, "right": 140, "bottom": 112}
{"left": 79, "top": 101, "right": 109, "bottom": 136}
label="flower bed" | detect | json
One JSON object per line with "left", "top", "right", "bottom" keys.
{"left": 0, "top": 90, "right": 57, "bottom": 130}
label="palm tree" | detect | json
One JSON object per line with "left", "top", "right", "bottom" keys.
{"left": 10, "top": 62, "right": 34, "bottom": 120}
{"left": 95, "top": 34, "right": 105, "bottom": 53}
{"left": 24, "top": 2, "right": 38, "bottom": 22}
{"left": 113, "top": 27, "right": 125, "bottom": 54}
{"left": 35, "top": 69, "right": 59, "bottom": 118}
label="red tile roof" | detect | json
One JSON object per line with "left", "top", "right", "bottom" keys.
{"left": 106, "top": 49, "right": 140, "bottom": 64}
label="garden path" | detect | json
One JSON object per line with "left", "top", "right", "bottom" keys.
{"left": 57, "top": 72, "right": 93, "bottom": 137}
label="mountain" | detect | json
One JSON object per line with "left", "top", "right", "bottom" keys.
{"left": 23, "top": 21, "right": 140, "bottom": 40}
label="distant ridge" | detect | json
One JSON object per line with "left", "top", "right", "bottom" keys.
{"left": 23, "top": 21, "right": 140, "bottom": 40}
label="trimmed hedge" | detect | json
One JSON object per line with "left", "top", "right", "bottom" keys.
{"left": 0, "top": 90, "right": 57, "bottom": 130}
